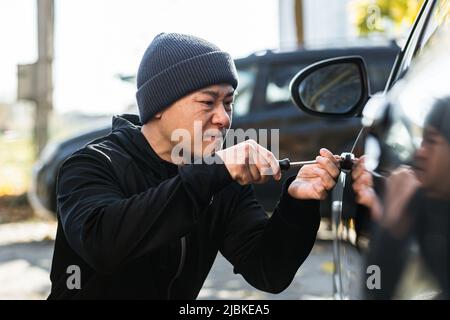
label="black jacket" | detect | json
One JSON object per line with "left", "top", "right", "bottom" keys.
{"left": 48, "top": 114, "right": 320, "bottom": 299}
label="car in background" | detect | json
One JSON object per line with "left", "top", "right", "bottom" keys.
{"left": 232, "top": 45, "right": 398, "bottom": 210}
{"left": 29, "top": 44, "right": 399, "bottom": 218}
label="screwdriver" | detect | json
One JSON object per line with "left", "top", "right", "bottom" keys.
{"left": 278, "top": 158, "right": 317, "bottom": 171}
{"left": 279, "top": 153, "right": 356, "bottom": 171}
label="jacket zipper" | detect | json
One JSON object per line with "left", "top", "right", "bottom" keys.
{"left": 167, "top": 236, "right": 186, "bottom": 299}
{"left": 165, "top": 197, "right": 213, "bottom": 299}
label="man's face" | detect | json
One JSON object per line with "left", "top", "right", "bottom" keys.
{"left": 158, "top": 84, "right": 234, "bottom": 161}
{"left": 414, "top": 126, "right": 450, "bottom": 199}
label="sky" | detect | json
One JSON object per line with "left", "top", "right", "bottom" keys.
{"left": 0, "top": 0, "right": 279, "bottom": 115}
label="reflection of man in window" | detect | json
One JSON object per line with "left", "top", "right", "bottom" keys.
{"left": 354, "top": 97, "right": 450, "bottom": 299}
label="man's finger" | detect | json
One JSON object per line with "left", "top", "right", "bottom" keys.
{"left": 320, "top": 148, "right": 340, "bottom": 165}
{"left": 314, "top": 167, "right": 336, "bottom": 190}
{"left": 254, "top": 143, "right": 281, "bottom": 180}
{"left": 313, "top": 181, "right": 327, "bottom": 200}
{"left": 316, "top": 155, "right": 340, "bottom": 178}
{"left": 246, "top": 144, "right": 262, "bottom": 182}
{"left": 248, "top": 164, "right": 262, "bottom": 183}
{"left": 352, "top": 156, "right": 366, "bottom": 180}
{"left": 250, "top": 152, "right": 270, "bottom": 184}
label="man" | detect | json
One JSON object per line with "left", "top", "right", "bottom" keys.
{"left": 353, "top": 97, "right": 450, "bottom": 299}
{"left": 49, "top": 33, "right": 340, "bottom": 299}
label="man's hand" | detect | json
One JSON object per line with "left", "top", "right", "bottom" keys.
{"left": 287, "top": 148, "right": 340, "bottom": 200}
{"left": 352, "top": 156, "right": 383, "bottom": 221}
{"left": 215, "top": 139, "right": 281, "bottom": 185}
{"left": 352, "top": 156, "right": 378, "bottom": 206}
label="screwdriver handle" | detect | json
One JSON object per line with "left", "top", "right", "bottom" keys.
{"left": 278, "top": 158, "right": 291, "bottom": 171}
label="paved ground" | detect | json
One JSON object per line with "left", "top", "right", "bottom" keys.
{"left": 199, "top": 241, "right": 335, "bottom": 300}
{"left": 0, "top": 222, "right": 56, "bottom": 299}
{"left": 0, "top": 221, "right": 338, "bottom": 300}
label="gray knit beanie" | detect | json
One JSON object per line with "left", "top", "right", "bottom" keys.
{"left": 136, "top": 33, "right": 238, "bottom": 124}
{"left": 425, "top": 96, "right": 450, "bottom": 145}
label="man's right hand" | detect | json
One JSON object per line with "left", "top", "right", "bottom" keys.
{"left": 215, "top": 139, "right": 281, "bottom": 185}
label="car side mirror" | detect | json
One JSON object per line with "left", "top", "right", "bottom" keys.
{"left": 290, "top": 56, "right": 370, "bottom": 117}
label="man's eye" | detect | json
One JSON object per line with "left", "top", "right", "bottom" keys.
{"left": 201, "top": 101, "right": 214, "bottom": 106}
{"left": 423, "top": 136, "right": 438, "bottom": 146}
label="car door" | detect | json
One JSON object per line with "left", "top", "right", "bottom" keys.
{"left": 330, "top": 0, "right": 449, "bottom": 299}
{"left": 362, "top": 0, "right": 450, "bottom": 299}
{"left": 286, "top": 0, "right": 446, "bottom": 299}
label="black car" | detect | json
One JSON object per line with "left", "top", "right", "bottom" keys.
{"left": 29, "top": 44, "right": 398, "bottom": 217}
{"left": 232, "top": 45, "right": 398, "bottom": 210}
{"left": 289, "top": 0, "right": 450, "bottom": 299}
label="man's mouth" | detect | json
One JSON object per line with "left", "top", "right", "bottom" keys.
{"left": 203, "top": 132, "right": 224, "bottom": 142}
{"left": 412, "top": 164, "right": 425, "bottom": 175}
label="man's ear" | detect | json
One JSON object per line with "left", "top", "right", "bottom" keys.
{"left": 154, "top": 111, "right": 163, "bottom": 119}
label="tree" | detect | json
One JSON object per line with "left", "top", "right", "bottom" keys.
{"left": 352, "top": 0, "right": 423, "bottom": 36}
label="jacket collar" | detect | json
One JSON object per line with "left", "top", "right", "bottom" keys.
{"left": 111, "top": 114, "right": 178, "bottom": 179}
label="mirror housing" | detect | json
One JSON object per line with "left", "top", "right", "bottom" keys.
{"left": 290, "top": 56, "right": 370, "bottom": 117}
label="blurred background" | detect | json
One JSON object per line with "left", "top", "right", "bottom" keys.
{"left": 0, "top": 0, "right": 423, "bottom": 299}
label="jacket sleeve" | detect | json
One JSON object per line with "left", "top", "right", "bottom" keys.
{"left": 57, "top": 151, "right": 232, "bottom": 274}
{"left": 219, "top": 176, "right": 321, "bottom": 294}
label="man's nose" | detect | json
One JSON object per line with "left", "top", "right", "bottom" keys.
{"left": 415, "top": 144, "right": 427, "bottom": 161}
{"left": 211, "top": 104, "right": 231, "bottom": 128}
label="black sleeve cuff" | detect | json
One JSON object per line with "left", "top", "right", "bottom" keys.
{"left": 276, "top": 175, "right": 321, "bottom": 229}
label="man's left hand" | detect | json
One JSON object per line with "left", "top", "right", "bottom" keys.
{"left": 288, "top": 148, "right": 340, "bottom": 200}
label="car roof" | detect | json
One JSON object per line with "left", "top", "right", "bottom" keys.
{"left": 234, "top": 44, "right": 400, "bottom": 67}
{"left": 117, "top": 44, "right": 400, "bottom": 83}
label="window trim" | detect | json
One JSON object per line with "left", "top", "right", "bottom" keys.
{"left": 385, "top": 0, "right": 435, "bottom": 90}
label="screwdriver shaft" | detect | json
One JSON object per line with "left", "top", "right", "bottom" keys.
{"left": 289, "top": 160, "right": 317, "bottom": 167}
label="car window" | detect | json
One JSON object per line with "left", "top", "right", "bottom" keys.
{"left": 369, "top": 12, "right": 450, "bottom": 173}
{"left": 389, "top": 0, "right": 429, "bottom": 86}
{"left": 366, "top": 59, "right": 396, "bottom": 93}
{"left": 417, "top": 0, "right": 450, "bottom": 52}
{"left": 233, "top": 66, "right": 257, "bottom": 117}
{"left": 392, "top": 0, "right": 448, "bottom": 84}
{"left": 266, "top": 63, "right": 307, "bottom": 106}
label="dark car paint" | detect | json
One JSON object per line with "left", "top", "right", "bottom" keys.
{"left": 33, "top": 127, "right": 111, "bottom": 213}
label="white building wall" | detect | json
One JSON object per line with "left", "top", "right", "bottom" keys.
{"left": 279, "top": 0, "right": 357, "bottom": 49}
